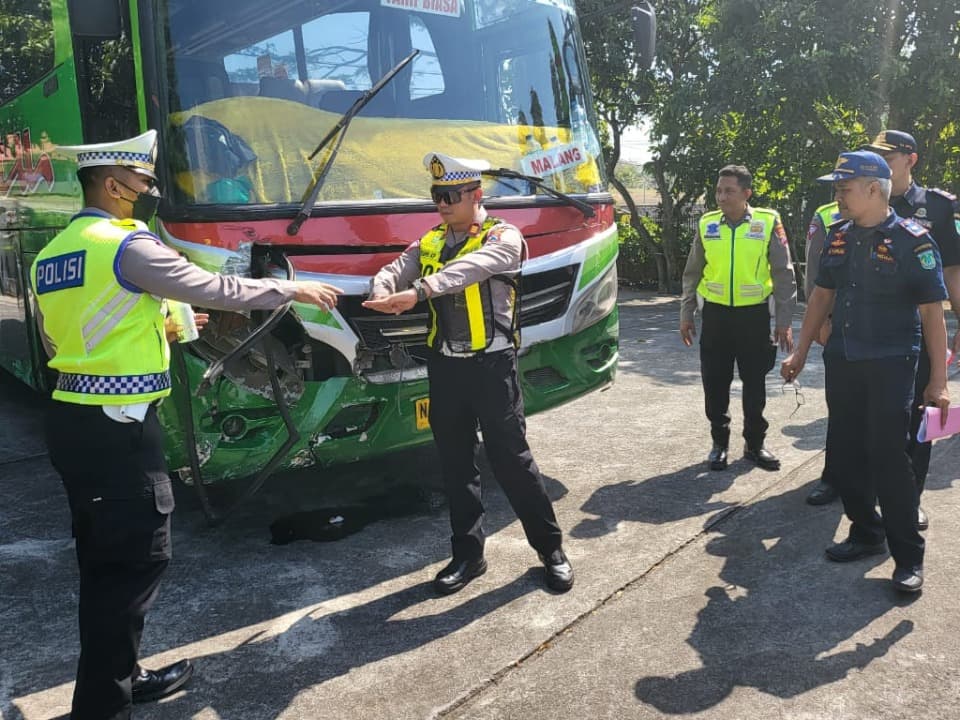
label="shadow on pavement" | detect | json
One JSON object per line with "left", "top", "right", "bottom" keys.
{"left": 570, "top": 461, "right": 754, "bottom": 538}
{"left": 634, "top": 483, "right": 915, "bottom": 714}
{"left": 141, "top": 573, "right": 540, "bottom": 719}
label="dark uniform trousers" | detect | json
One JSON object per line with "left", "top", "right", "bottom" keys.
{"left": 44, "top": 401, "right": 174, "bottom": 720}
{"left": 427, "top": 348, "right": 562, "bottom": 562}
{"left": 906, "top": 339, "right": 932, "bottom": 494}
{"left": 699, "top": 301, "right": 776, "bottom": 449}
{"left": 824, "top": 354, "right": 924, "bottom": 569}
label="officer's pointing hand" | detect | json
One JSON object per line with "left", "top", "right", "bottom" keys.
{"left": 362, "top": 289, "right": 418, "bottom": 315}
{"left": 680, "top": 321, "right": 696, "bottom": 347}
{"left": 293, "top": 282, "right": 343, "bottom": 310}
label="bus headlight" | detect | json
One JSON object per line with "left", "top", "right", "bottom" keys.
{"left": 571, "top": 264, "right": 618, "bottom": 335}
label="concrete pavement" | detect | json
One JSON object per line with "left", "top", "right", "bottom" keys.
{"left": 2, "top": 290, "right": 959, "bottom": 720}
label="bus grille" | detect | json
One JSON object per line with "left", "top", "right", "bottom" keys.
{"left": 519, "top": 264, "right": 578, "bottom": 327}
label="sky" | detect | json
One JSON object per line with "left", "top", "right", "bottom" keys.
{"left": 619, "top": 121, "right": 652, "bottom": 165}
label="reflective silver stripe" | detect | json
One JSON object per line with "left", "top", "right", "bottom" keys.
{"left": 83, "top": 292, "right": 141, "bottom": 353}
{"left": 739, "top": 284, "right": 764, "bottom": 297}
{"left": 705, "top": 282, "right": 725, "bottom": 295}
{"left": 82, "top": 287, "right": 132, "bottom": 338}
{"left": 79, "top": 283, "right": 120, "bottom": 329}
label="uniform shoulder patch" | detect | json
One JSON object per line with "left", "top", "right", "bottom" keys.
{"left": 899, "top": 218, "right": 928, "bottom": 237}
{"left": 916, "top": 248, "right": 937, "bottom": 270}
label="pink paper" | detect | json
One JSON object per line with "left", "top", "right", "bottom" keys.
{"left": 918, "top": 406, "right": 960, "bottom": 443}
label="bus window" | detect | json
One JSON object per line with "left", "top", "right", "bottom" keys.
{"left": 408, "top": 16, "right": 443, "bottom": 102}
{"left": 74, "top": 30, "right": 139, "bottom": 142}
{"left": 0, "top": 0, "right": 55, "bottom": 105}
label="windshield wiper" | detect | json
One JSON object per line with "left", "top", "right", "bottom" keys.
{"left": 287, "top": 49, "right": 420, "bottom": 236}
{"left": 482, "top": 168, "right": 595, "bottom": 219}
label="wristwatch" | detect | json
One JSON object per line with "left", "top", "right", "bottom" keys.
{"left": 412, "top": 278, "right": 428, "bottom": 302}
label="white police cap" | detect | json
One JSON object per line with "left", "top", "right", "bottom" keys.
{"left": 423, "top": 152, "right": 490, "bottom": 187}
{"left": 57, "top": 129, "right": 158, "bottom": 180}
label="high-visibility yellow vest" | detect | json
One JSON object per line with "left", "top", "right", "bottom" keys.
{"left": 816, "top": 202, "right": 842, "bottom": 229}
{"left": 696, "top": 208, "right": 779, "bottom": 307}
{"left": 419, "top": 216, "right": 518, "bottom": 353}
{"left": 31, "top": 213, "right": 171, "bottom": 405}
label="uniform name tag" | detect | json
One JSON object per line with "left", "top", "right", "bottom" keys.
{"left": 35, "top": 251, "right": 86, "bottom": 294}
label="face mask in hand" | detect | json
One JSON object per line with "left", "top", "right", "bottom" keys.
{"left": 116, "top": 178, "right": 161, "bottom": 223}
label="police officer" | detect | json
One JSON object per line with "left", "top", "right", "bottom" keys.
{"left": 32, "top": 130, "right": 341, "bottom": 719}
{"left": 782, "top": 150, "right": 950, "bottom": 594}
{"left": 803, "top": 201, "right": 843, "bottom": 504}
{"left": 363, "top": 152, "right": 573, "bottom": 595}
{"left": 861, "top": 130, "right": 960, "bottom": 530}
{"left": 680, "top": 164, "right": 797, "bottom": 472}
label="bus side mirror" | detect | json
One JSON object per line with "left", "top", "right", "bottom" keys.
{"left": 68, "top": 0, "right": 122, "bottom": 38}
{"left": 631, "top": 2, "right": 657, "bottom": 70}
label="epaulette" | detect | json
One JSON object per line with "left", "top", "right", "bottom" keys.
{"left": 899, "top": 218, "right": 928, "bottom": 237}
{"left": 110, "top": 218, "right": 143, "bottom": 231}
{"left": 929, "top": 187, "right": 957, "bottom": 202}
{"left": 827, "top": 217, "right": 848, "bottom": 229}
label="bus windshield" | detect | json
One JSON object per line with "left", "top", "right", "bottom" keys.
{"left": 156, "top": 0, "right": 606, "bottom": 207}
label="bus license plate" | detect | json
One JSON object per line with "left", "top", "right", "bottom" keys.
{"left": 415, "top": 397, "right": 430, "bottom": 430}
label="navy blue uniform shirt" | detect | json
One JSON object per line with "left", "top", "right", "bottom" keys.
{"left": 816, "top": 211, "right": 947, "bottom": 361}
{"left": 892, "top": 182, "right": 960, "bottom": 268}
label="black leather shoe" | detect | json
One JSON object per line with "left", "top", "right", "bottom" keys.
{"left": 806, "top": 481, "right": 838, "bottom": 506}
{"left": 892, "top": 565, "right": 923, "bottom": 593}
{"left": 540, "top": 549, "right": 574, "bottom": 592}
{"left": 918, "top": 506, "right": 929, "bottom": 531}
{"left": 708, "top": 445, "right": 728, "bottom": 471}
{"left": 825, "top": 539, "right": 887, "bottom": 563}
{"left": 132, "top": 659, "right": 194, "bottom": 704}
{"left": 743, "top": 445, "right": 780, "bottom": 471}
{"left": 433, "top": 557, "right": 487, "bottom": 595}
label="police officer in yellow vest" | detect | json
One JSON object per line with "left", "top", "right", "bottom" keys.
{"left": 363, "top": 152, "right": 573, "bottom": 595}
{"left": 31, "top": 130, "right": 341, "bottom": 720}
{"left": 680, "top": 164, "right": 797, "bottom": 471}
{"left": 802, "top": 200, "right": 843, "bottom": 505}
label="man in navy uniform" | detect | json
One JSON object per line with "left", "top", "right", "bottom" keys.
{"left": 363, "top": 152, "right": 574, "bottom": 595}
{"left": 33, "top": 130, "right": 341, "bottom": 719}
{"left": 861, "top": 130, "right": 960, "bottom": 530}
{"left": 782, "top": 150, "right": 950, "bottom": 593}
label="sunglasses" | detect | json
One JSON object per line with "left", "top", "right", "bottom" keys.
{"left": 430, "top": 184, "right": 480, "bottom": 205}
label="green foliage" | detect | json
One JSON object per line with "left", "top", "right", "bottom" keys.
{"left": 0, "top": 0, "right": 55, "bottom": 104}
{"left": 579, "top": 0, "right": 960, "bottom": 288}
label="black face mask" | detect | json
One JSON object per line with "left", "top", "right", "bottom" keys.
{"left": 116, "top": 178, "right": 161, "bottom": 223}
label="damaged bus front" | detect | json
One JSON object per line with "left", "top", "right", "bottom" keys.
{"left": 0, "top": 0, "right": 621, "bottom": 497}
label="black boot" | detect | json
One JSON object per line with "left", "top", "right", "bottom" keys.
{"left": 708, "top": 444, "right": 728, "bottom": 471}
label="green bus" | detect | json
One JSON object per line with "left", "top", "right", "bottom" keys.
{"left": 1, "top": 0, "right": 652, "bottom": 508}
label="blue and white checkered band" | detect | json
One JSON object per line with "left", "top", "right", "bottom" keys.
{"left": 57, "top": 371, "right": 171, "bottom": 396}
{"left": 76, "top": 150, "right": 154, "bottom": 167}
{"left": 441, "top": 170, "right": 480, "bottom": 183}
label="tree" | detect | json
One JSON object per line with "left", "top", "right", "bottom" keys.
{"left": 578, "top": 0, "right": 713, "bottom": 291}
{"left": 0, "top": 0, "right": 55, "bottom": 104}
{"left": 579, "top": 0, "right": 960, "bottom": 289}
